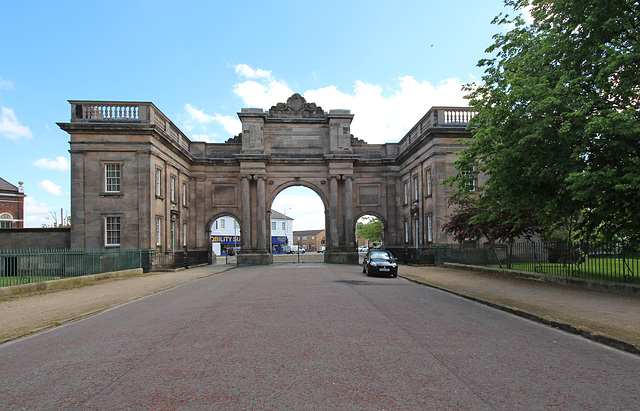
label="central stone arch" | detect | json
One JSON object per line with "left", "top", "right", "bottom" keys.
{"left": 228, "top": 94, "right": 360, "bottom": 265}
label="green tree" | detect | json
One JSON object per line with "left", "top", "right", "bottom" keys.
{"left": 449, "top": 0, "right": 640, "bottom": 242}
{"left": 356, "top": 217, "right": 383, "bottom": 244}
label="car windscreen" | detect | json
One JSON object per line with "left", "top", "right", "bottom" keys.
{"left": 370, "top": 251, "right": 392, "bottom": 260}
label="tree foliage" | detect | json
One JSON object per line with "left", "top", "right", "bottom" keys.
{"left": 356, "top": 217, "right": 383, "bottom": 244}
{"left": 448, "top": 0, "right": 640, "bottom": 242}
{"left": 442, "top": 193, "right": 537, "bottom": 243}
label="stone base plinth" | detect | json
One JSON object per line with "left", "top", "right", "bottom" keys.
{"left": 324, "top": 250, "right": 359, "bottom": 265}
{"left": 237, "top": 252, "right": 273, "bottom": 266}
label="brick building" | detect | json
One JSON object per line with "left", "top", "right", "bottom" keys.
{"left": 293, "top": 229, "right": 325, "bottom": 252}
{"left": 0, "top": 178, "right": 26, "bottom": 228}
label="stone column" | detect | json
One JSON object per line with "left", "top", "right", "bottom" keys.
{"left": 329, "top": 176, "right": 339, "bottom": 248}
{"left": 240, "top": 175, "right": 251, "bottom": 249}
{"left": 344, "top": 176, "right": 354, "bottom": 249}
{"left": 255, "top": 175, "right": 267, "bottom": 251}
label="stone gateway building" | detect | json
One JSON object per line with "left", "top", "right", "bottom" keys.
{"left": 58, "top": 94, "right": 475, "bottom": 266}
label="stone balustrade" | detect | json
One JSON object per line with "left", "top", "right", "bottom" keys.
{"left": 70, "top": 101, "right": 148, "bottom": 122}
{"left": 397, "top": 106, "right": 477, "bottom": 152}
{"left": 68, "top": 101, "right": 191, "bottom": 151}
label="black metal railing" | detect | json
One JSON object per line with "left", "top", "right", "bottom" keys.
{"left": 436, "top": 241, "right": 639, "bottom": 284}
{"left": 0, "top": 248, "right": 147, "bottom": 287}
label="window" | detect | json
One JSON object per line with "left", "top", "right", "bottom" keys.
{"left": 415, "top": 219, "right": 419, "bottom": 248}
{"left": 183, "top": 223, "right": 187, "bottom": 247}
{"left": 403, "top": 182, "right": 408, "bottom": 205}
{"left": 425, "top": 169, "right": 432, "bottom": 197}
{"left": 1, "top": 213, "right": 13, "bottom": 228}
{"left": 105, "top": 216, "right": 121, "bottom": 247}
{"left": 426, "top": 214, "right": 433, "bottom": 242}
{"left": 272, "top": 221, "right": 276, "bottom": 230}
{"left": 404, "top": 221, "right": 409, "bottom": 243}
{"left": 105, "top": 163, "right": 121, "bottom": 193}
{"left": 155, "top": 169, "right": 162, "bottom": 197}
{"left": 413, "top": 175, "right": 419, "bottom": 201}
{"left": 156, "top": 217, "right": 162, "bottom": 246}
{"left": 171, "top": 221, "right": 176, "bottom": 250}
{"left": 220, "top": 219, "right": 225, "bottom": 229}
{"left": 462, "top": 167, "right": 477, "bottom": 192}
{"left": 170, "top": 176, "right": 176, "bottom": 203}
{"left": 303, "top": 236, "right": 307, "bottom": 240}
{"left": 182, "top": 182, "right": 187, "bottom": 206}
{"left": 282, "top": 222, "right": 285, "bottom": 231}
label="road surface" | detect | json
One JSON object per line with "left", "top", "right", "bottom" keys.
{"left": 1, "top": 263, "right": 638, "bottom": 409}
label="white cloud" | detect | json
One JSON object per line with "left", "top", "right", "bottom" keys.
{"left": 190, "top": 133, "right": 218, "bottom": 143}
{"left": 184, "top": 103, "right": 241, "bottom": 139}
{"left": 235, "top": 64, "right": 272, "bottom": 79}
{"left": 24, "top": 196, "right": 50, "bottom": 214}
{"left": 34, "top": 156, "right": 70, "bottom": 171}
{"left": 233, "top": 79, "right": 293, "bottom": 109}
{"left": 0, "top": 76, "right": 14, "bottom": 90}
{"left": 229, "top": 64, "right": 468, "bottom": 144}
{"left": 307, "top": 77, "right": 468, "bottom": 143}
{"left": 183, "top": 64, "right": 470, "bottom": 145}
{"left": 23, "top": 196, "right": 51, "bottom": 227}
{"left": 0, "top": 107, "right": 33, "bottom": 141}
{"left": 38, "top": 180, "right": 63, "bottom": 196}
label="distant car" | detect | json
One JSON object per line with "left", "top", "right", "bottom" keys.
{"left": 287, "top": 245, "right": 305, "bottom": 254}
{"left": 317, "top": 246, "right": 325, "bottom": 253}
{"left": 357, "top": 245, "right": 369, "bottom": 253}
{"left": 362, "top": 249, "right": 398, "bottom": 278}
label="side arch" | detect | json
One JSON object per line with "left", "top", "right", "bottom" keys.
{"left": 354, "top": 211, "right": 389, "bottom": 248}
{"left": 206, "top": 212, "right": 243, "bottom": 263}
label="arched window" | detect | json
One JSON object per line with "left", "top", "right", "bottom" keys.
{"left": 1, "top": 212, "right": 14, "bottom": 228}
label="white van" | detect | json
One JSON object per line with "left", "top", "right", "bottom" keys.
{"left": 287, "top": 245, "right": 306, "bottom": 254}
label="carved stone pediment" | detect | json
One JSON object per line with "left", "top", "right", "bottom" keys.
{"left": 268, "top": 93, "right": 325, "bottom": 118}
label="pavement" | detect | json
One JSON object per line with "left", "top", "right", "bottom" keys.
{"left": 1, "top": 262, "right": 639, "bottom": 356}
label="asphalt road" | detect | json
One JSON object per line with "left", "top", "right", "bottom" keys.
{"left": 1, "top": 263, "right": 639, "bottom": 410}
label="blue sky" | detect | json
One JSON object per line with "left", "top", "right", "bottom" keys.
{"left": 0, "top": 0, "right": 521, "bottom": 229}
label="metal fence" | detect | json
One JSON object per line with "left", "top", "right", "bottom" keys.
{"left": 436, "top": 242, "right": 639, "bottom": 284}
{"left": 0, "top": 248, "right": 147, "bottom": 287}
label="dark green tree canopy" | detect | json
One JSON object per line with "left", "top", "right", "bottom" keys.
{"left": 356, "top": 216, "right": 383, "bottom": 244}
{"left": 448, "top": 0, "right": 640, "bottom": 242}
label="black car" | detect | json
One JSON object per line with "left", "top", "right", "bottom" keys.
{"left": 362, "top": 249, "right": 398, "bottom": 277}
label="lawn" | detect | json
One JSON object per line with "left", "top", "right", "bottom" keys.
{"left": 494, "top": 255, "right": 639, "bottom": 284}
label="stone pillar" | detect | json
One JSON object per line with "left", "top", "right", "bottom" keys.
{"left": 255, "top": 174, "right": 267, "bottom": 251}
{"left": 329, "top": 176, "right": 339, "bottom": 248}
{"left": 240, "top": 175, "right": 251, "bottom": 249}
{"left": 344, "top": 176, "right": 354, "bottom": 249}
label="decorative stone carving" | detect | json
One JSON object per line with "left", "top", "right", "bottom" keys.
{"left": 350, "top": 135, "right": 366, "bottom": 145}
{"left": 225, "top": 133, "right": 242, "bottom": 144}
{"left": 268, "top": 93, "right": 325, "bottom": 118}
